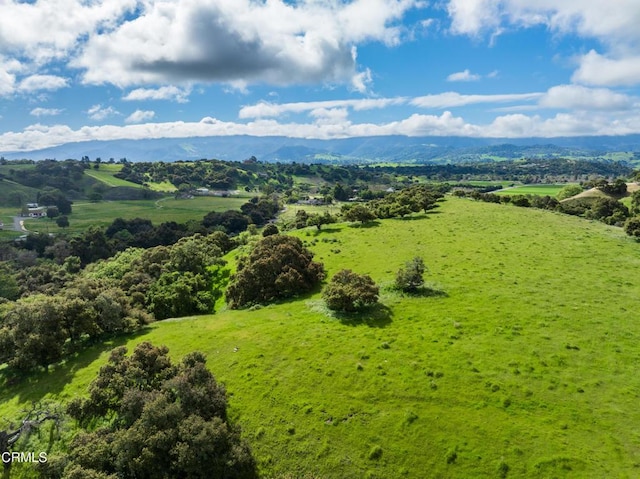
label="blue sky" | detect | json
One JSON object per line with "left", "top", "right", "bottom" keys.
{"left": 1, "top": 0, "right": 640, "bottom": 152}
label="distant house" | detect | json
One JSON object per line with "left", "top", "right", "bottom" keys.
{"left": 22, "top": 203, "right": 47, "bottom": 218}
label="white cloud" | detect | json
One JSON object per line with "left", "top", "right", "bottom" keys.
{"left": 88, "top": 104, "right": 120, "bottom": 121}
{"left": 123, "top": 86, "right": 191, "bottom": 103}
{"left": 447, "top": 0, "right": 501, "bottom": 36}
{"left": 30, "top": 108, "right": 63, "bottom": 117}
{"left": 446, "top": 69, "right": 482, "bottom": 82}
{"left": 411, "top": 92, "right": 542, "bottom": 108}
{"left": 351, "top": 66, "right": 373, "bottom": 94}
{"left": 73, "top": 0, "right": 424, "bottom": 89}
{"left": 446, "top": 0, "right": 640, "bottom": 43}
{"left": 18, "top": 75, "right": 68, "bottom": 93}
{"left": 539, "top": 84, "right": 634, "bottom": 111}
{"left": 239, "top": 98, "right": 407, "bottom": 119}
{"left": 0, "top": 0, "right": 137, "bottom": 63}
{"left": 125, "top": 110, "right": 156, "bottom": 124}
{"left": 445, "top": 1, "right": 640, "bottom": 86}
{"left": 310, "top": 108, "right": 351, "bottom": 126}
{"left": 572, "top": 50, "right": 640, "bottom": 87}
{"left": 6, "top": 107, "right": 640, "bottom": 153}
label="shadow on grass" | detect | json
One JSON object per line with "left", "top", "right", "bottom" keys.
{"left": 0, "top": 328, "right": 150, "bottom": 406}
{"left": 348, "top": 221, "right": 381, "bottom": 229}
{"left": 332, "top": 303, "right": 393, "bottom": 328}
{"left": 404, "top": 286, "right": 448, "bottom": 298}
{"left": 310, "top": 227, "right": 342, "bottom": 235}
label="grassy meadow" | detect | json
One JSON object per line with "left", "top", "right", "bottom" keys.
{"left": 494, "top": 184, "right": 573, "bottom": 196}
{"left": 3, "top": 197, "right": 640, "bottom": 477}
{"left": 21, "top": 196, "right": 251, "bottom": 234}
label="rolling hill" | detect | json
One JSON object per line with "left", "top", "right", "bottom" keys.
{"left": 2, "top": 197, "right": 640, "bottom": 478}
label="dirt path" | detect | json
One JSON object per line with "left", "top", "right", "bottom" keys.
{"left": 12, "top": 216, "right": 28, "bottom": 232}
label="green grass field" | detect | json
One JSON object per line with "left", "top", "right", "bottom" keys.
{"left": 22, "top": 196, "right": 251, "bottom": 235}
{"left": 3, "top": 198, "right": 640, "bottom": 478}
{"left": 83, "top": 168, "right": 142, "bottom": 188}
{"left": 84, "top": 164, "right": 177, "bottom": 192}
{"left": 495, "top": 184, "right": 574, "bottom": 196}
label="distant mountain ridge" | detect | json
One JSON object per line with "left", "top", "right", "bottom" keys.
{"left": 3, "top": 134, "right": 640, "bottom": 164}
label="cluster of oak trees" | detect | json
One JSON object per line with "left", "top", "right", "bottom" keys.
{"left": 40, "top": 342, "right": 257, "bottom": 479}
{"left": 457, "top": 178, "right": 637, "bottom": 230}
{"left": 0, "top": 232, "right": 231, "bottom": 374}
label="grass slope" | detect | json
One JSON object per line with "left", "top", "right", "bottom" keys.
{"left": 84, "top": 164, "right": 177, "bottom": 191}
{"left": 3, "top": 198, "right": 640, "bottom": 478}
{"left": 495, "top": 184, "right": 573, "bottom": 196}
{"left": 21, "top": 196, "right": 250, "bottom": 234}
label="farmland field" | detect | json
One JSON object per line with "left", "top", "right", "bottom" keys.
{"left": 3, "top": 197, "right": 640, "bottom": 478}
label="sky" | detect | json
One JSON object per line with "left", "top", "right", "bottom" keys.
{"left": 1, "top": 0, "right": 640, "bottom": 152}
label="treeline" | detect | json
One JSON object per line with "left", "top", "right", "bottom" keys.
{"left": 456, "top": 180, "right": 637, "bottom": 229}
{"left": 284, "top": 184, "right": 447, "bottom": 231}
{"left": 363, "top": 158, "right": 633, "bottom": 183}
{"left": 7, "top": 195, "right": 279, "bottom": 266}
{"left": 0, "top": 232, "right": 233, "bottom": 374}
{"left": 0, "top": 195, "right": 281, "bottom": 374}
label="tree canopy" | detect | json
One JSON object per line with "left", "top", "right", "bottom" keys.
{"left": 323, "top": 269, "right": 379, "bottom": 312}
{"left": 58, "top": 342, "right": 256, "bottom": 479}
{"left": 226, "top": 235, "right": 324, "bottom": 308}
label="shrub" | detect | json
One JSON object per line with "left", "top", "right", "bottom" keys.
{"left": 262, "top": 223, "right": 279, "bottom": 237}
{"left": 395, "top": 257, "right": 426, "bottom": 293}
{"left": 624, "top": 216, "right": 640, "bottom": 238}
{"left": 323, "top": 269, "right": 379, "bottom": 312}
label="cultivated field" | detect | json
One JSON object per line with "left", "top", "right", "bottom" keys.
{"left": 2, "top": 197, "right": 640, "bottom": 478}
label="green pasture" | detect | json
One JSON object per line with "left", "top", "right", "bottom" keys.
{"left": 22, "top": 196, "right": 250, "bottom": 235}
{"left": 3, "top": 198, "right": 640, "bottom": 477}
{"left": 278, "top": 203, "right": 343, "bottom": 225}
{"left": 83, "top": 168, "right": 142, "bottom": 188}
{"left": 84, "top": 165, "right": 177, "bottom": 192}
{"left": 495, "top": 184, "right": 573, "bottom": 196}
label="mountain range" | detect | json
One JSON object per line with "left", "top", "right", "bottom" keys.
{"left": 3, "top": 134, "right": 640, "bottom": 164}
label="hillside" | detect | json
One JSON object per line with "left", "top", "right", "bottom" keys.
{"left": 2, "top": 197, "right": 640, "bottom": 478}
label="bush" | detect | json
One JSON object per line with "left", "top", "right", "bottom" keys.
{"left": 624, "top": 216, "right": 640, "bottom": 238}
{"left": 262, "top": 223, "right": 279, "bottom": 237}
{"left": 395, "top": 257, "right": 426, "bottom": 293}
{"left": 323, "top": 269, "right": 379, "bottom": 312}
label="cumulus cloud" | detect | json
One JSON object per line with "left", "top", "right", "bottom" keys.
{"left": 5, "top": 107, "right": 640, "bottom": 153}
{"left": 18, "top": 75, "right": 68, "bottom": 93}
{"left": 539, "top": 84, "right": 634, "bottom": 110}
{"left": 572, "top": 51, "right": 640, "bottom": 87}
{"left": 30, "top": 108, "right": 63, "bottom": 117}
{"left": 88, "top": 104, "right": 120, "bottom": 121}
{"left": 445, "top": 1, "right": 640, "bottom": 86}
{"left": 446, "top": 0, "right": 640, "bottom": 42}
{"left": 73, "top": 0, "right": 423, "bottom": 89}
{"left": 0, "top": 0, "right": 137, "bottom": 62}
{"left": 125, "top": 110, "right": 156, "bottom": 124}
